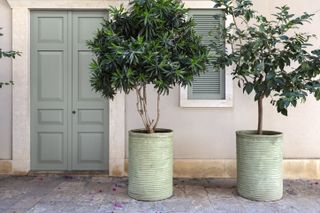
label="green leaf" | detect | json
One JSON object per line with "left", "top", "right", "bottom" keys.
{"left": 279, "top": 35, "right": 289, "bottom": 40}
{"left": 244, "top": 82, "right": 254, "bottom": 94}
{"left": 280, "top": 108, "right": 288, "bottom": 116}
{"left": 291, "top": 99, "right": 297, "bottom": 107}
{"left": 315, "top": 90, "right": 320, "bottom": 101}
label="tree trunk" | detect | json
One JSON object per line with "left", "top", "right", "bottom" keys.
{"left": 147, "top": 127, "right": 155, "bottom": 133}
{"left": 135, "top": 85, "right": 161, "bottom": 134}
{"left": 257, "top": 97, "right": 264, "bottom": 135}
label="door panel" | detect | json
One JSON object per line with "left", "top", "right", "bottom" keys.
{"left": 37, "top": 51, "right": 64, "bottom": 101}
{"left": 38, "top": 132, "right": 64, "bottom": 163}
{"left": 38, "top": 109, "right": 64, "bottom": 125}
{"left": 72, "top": 11, "right": 108, "bottom": 170}
{"left": 31, "top": 11, "right": 108, "bottom": 171}
{"left": 77, "top": 17, "right": 104, "bottom": 44}
{"left": 77, "top": 51, "right": 101, "bottom": 101}
{"left": 78, "top": 132, "right": 104, "bottom": 162}
{"left": 37, "top": 17, "right": 64, "bottom": 43}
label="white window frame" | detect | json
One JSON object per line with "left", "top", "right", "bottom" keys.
{"left": 180, "top": 8, "right": 233, "bottom": 108}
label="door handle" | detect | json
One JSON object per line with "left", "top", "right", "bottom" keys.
{"left": 72, "top": 110, "right": 76, "bottom": 114}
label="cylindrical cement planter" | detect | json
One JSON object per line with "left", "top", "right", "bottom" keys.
{"left": 128, "top": 129, "right": 173, "bottom": 201}
{"left": 236, "top": 130, "right": 283, "bottom": 201}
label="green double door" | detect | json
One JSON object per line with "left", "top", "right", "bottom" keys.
{"left": 31, "top": 11, "right": 108, "bottom": 171}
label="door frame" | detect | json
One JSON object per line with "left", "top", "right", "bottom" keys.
{"left": 7, "top": 0, "right": 127, "bottom": 176}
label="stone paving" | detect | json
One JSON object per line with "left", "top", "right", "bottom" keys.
{"left": 0, "top": 176, "right": 320, "bottom": 213}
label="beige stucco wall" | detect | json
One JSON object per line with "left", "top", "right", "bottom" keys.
{"left": 1, "top": 0, "right": 320, "bottom": 162}
{"left": 0, "top": 0, "right": 12, "bottom": 159}
{"left": 125, "top": 0, "right": 320, "bottom": 159}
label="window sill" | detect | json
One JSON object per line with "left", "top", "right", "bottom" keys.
{"left": 180, "top": 96, "right": 233, "bottom": 108}
{"left": 180, "top": 86, "right": 233, "bottom": 108}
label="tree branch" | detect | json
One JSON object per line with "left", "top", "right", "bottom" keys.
{"left": 152, "top": 93, "right": 161, "bottom": 130}
{"left": 142, "top": 84, "right": 152, "bottom": 126}
{"left": 257, "top": 96, "right": 264, "bottom": 135}
{"left": 135, "top": 86, "right": 148, "bottom": 130}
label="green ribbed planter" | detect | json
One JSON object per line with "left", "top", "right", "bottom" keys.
{"left": 236, "top": 130, "right": 283, "bottom": 202}
{"left": 128, "top": 129, "right": 173, "bottom": 201}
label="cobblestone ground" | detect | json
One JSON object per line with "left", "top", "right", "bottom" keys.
{"left": 0, "top": 176, "right": 320, "bottom": 213}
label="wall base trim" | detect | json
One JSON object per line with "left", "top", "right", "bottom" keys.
{"left": 0, "top": 160, "right": 12, "bottom": 174}
{"left": 0, "top": 160, "right": 28, "bottom": 175}
{"left": 2, "top": 159, "right": 320, "bottom": 179}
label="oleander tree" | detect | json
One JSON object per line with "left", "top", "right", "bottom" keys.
{"left": 212, "top": 0, "right": 320, "bottom": 134}
{"left": 0, "top": 28, "right": 20, "bottom": 88}
{"left": 88, "top": 0, "right": 209, "bottom": 133}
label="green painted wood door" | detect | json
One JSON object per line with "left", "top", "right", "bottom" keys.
{"left": 31, "top": 11, "right": 108, "bottom": 171}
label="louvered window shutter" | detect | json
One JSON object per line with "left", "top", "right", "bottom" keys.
{"left": 188, "top": 10, "right": 225, "bottom": 100}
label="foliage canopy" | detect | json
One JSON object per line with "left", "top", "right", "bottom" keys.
{"left": 212, "top": 0, "right": 320, "bottom": 134}
{"left": 88, "top": 0, "right": 209, "bottom": 132}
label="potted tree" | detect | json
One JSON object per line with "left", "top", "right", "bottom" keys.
{"left": 213, "top": 0, "right": 320, "bottom": 201}
{"left": 87, "top": 0, "right": 208, "bottom": 201}
{"left": 0, "top": 28, "right": 20, "bottom": 88}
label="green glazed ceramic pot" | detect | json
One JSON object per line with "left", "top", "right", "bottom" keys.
{"left": 128, "top": 129, "right": 173, "bottom": 201}
{"left": 236, "top": 130, "right": 283, "bottom": 201}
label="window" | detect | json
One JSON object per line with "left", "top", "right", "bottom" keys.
{"left": 180, "top": 9, "right": 233, "bottom": 108}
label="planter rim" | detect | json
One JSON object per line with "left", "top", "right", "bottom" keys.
{"left": 129, "top": 128, "right": 173, "bottom": 137}
{"left": 236, "top": 130, "right": 283, "bottom": 138}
